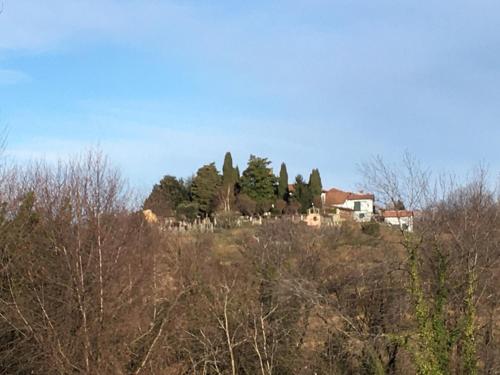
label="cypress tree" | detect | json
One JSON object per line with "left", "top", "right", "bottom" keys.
{"left": 234, "top": 165, "right": 241, "bottom": 195}
{"left": 277, "top": 162, "right": 289, "bottom": 201}
{"left": 222, "top": 152, "right": 236, "bottom": 186}
{"left": 235, "top": 166, "right": 240, "bottom": 181}
{"left": 221, "top": 152, "right": 237, "bottom": 212}
{"left": 308, "top": 168, "right": 323, "bottom": 197}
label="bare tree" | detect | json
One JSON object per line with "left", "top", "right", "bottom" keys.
{"left": 0, "top": 150, "right": 190, "bottom": 373}
{"left": 358, "top": 151, "right": 431, "bottom": 210}
{"left": 359, "top": 154, "right": 500, "bottom": 374}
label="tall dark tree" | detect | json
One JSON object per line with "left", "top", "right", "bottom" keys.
{"left": 240, "top": 155, "right": 276, "bottom": 213}
{"left": 144, "top": 175, "right": 189, "bottom": 217}
{"left": 191, "top": 163, "right": 221, "bottom": 216}
{"left": 222, "top": 152, "right": 237, "bottom": 186}
{"left": 221, "top": 152, "right": 237, "bottom": 212}
{"left": 277, "top": 162, "right": 289, "bottom": 201}
{"left": 308, "top": 168, "right": 323, "bottom": 198}
{"left": 234, "top": 165, "right": 241, "bottom": 194}
{"left": 293, "top": 174, "right": 312, "bottom": 213}
{"left": 234, "top": 166, "right": 240, "bottom": 181}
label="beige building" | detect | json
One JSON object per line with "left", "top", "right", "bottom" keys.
{"left": 305, "top": 207, "right": 322, "bottom": 227}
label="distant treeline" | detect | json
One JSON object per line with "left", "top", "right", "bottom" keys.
{"left": 144, "top": 152, "right": 323, "bottom": 219}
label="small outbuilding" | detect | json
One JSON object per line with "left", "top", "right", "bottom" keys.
{"left": 382, "top": 210, "right": 414, "bottom": 232}
{"left": 305, "top": 207, "right": 322, "bottom": 227}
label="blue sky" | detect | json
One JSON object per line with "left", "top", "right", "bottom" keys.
{"left": 0, "top": 0, "right": 499, "bottom": 192}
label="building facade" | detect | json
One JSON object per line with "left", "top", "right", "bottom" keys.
{"left": 321, "top": 188, "right": 374, "bottom": 222}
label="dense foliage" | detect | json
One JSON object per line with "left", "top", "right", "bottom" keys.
{"left": 191, "top": 163, "right": 221, "bottom": 216}
{"left": 143, "top": 152, "right": 325, "bottom": 219}
{"left": 144, "top": 175, "right": 189, "bottom": 217}
{"left": 239, "top": 155, "right": 276, "bottom": 214}
{"left": 292, "top": 174, "right": 313, "bottom": 213}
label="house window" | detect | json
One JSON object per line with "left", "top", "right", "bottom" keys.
{"left": 354, "top": 201, "right": 361, "bottom": 211}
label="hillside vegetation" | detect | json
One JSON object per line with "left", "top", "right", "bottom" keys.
{"left": 0, "top": 152, "right": 499, "bottom": 374}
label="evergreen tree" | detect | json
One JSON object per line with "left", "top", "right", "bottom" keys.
{"left": 240, "top": 155, "right": 276, "bottom": 213}
{"left": 191, "top": 163, "right": 221, "bottom": 216}
{"left": 277, "top": 162, "right": 289, "bottom": 201}
{"left": 235, "top": 166, "right": 240, "bottom": 181}
{"left": 293, "top": 174, "right": 313, "bottom": 213}
{"left": 308, "top": 168, "right": 323, "bottom": 197}
{"left": 221, "top": 152, "right": 237, "bottom": 212}
{"left": 234, "top": 165, "right": 241, "bottom": 194}
{"left": 222, "top": 152, "right": 237, "bottom": 186}
{"left": 144, "top": 175, "right": 189, "bottom": 217}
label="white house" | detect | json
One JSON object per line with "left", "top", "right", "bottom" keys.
{"left": 321, "top": 188, "right": 375, "bottom": 222}
{"left": 382, "top": 210, "right": 414, "bottom": 232}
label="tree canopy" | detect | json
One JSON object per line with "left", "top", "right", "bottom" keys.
{"left": 144, "top": 175, "right": 189, "bottom": 217}
{"left": 191, "top": 163, "right": 221, "bottom": 216}
{"left": 293, "top": 174, "right": 313, "bottom": 213}
{"left": 143, "top": 152, "right": 324, "bottom": 217}
{"left": 240, "top": 155, "right": 276, "bottom": 213}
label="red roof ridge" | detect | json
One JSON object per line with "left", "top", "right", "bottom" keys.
{"left": 347, "top": 192, "right": 375, "bottom": 200}
{"left": 325, "top": 187, "right": 346, "bottom": 193}
{"left": 383, "top": 210, "right": 414, "bottom": 218}
{"left": 323, "top": 187, "right": 374, "bottom": 206}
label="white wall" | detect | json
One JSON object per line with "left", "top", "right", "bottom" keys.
{"left": 384, "top": 216, "right": 414, "bottom": 232}
{"left": 336, "top": 199, "right": 373, "bottom": 222}
{"left": 340, "top": 198, "right": 373, "bottom": 212}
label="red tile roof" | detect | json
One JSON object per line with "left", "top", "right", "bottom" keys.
{"left": 324, "top": 188, "right": 349, "bottom": 205}
{"left": 323, "top": 188, "right": 374, "bottom": 206}
{"left": 347, "top": 192, "right": 375, "bottom": 200}
{"left": 383, "top": 210, "right": 414, "bottom": 218}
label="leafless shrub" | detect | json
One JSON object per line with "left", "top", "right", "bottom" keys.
{"left": 0, "top": 148, "right": 498, "bottom": 374}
